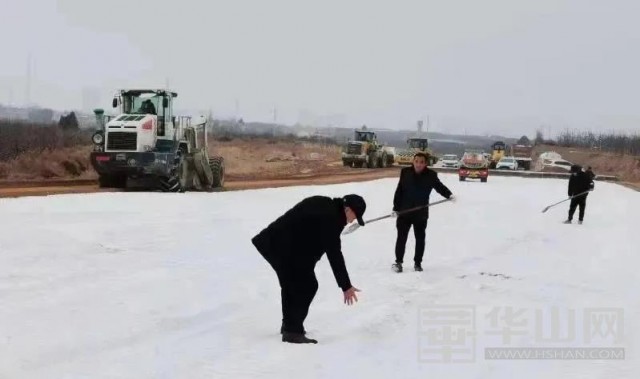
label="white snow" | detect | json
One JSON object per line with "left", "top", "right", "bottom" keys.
{"left": 0, "top": 174, "right": 638, "bottom": 378}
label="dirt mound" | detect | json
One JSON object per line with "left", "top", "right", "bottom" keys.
{"left": 0, "top": 146, "right": 96, "bottom": 181}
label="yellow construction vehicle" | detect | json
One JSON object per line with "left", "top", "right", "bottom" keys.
{"left": 395, "top": 137, "right": 439, "bottom": 166}
{"left": 489, "top": 141, "right": 507, "bottom": 169}
{"left": 341, "top": 127, "right": 395, "bottom": 168}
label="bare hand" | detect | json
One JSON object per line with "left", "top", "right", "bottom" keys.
{"left": 343, "top": 287, "right": 360, "bottom": 305}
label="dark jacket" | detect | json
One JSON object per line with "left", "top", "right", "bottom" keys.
{"left": 251, "top": 196, "right": 352, "bottom": 291}
{"left": 393, "top": 166, "right": 453, "bottom": 218}
{"left": 568, "top": 171, "right": 594, "bottom": 197}
{"left": 585, "top": 168, "right": 595, "bottom": 180}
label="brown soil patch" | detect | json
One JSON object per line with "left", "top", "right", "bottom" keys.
{"left": 0, "top": 137, "right": 352, "bottom": 184}
{"left": 208, "top": 138, "right": 347, "bottom": 180}
{"left": 0, "top": 136, "right": 403, "bottom": 198}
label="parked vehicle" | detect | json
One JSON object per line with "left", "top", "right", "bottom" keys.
{"left": 510, "top": 144, "right": 533, "bottom": 170}
{"left": 458, "top": 150, "right": 489, "bottom": 182}
{"left": 496, "top": 156, "right": 519, "bottom": 170}
{"left": 440, "top": 154, "right": 460, "bottom": 168}
{"left": 540, "top": 158, "right": 573, "bottom": 172}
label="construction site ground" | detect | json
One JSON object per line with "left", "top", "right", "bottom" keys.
{"left": 0, "top": 139, "right": 638, "bottom": 198}
{"left": 0, "top": 169, "right": 403, "bottom": 198}
{"left": 0, "top": 138, "right": 402, "bottom": 198}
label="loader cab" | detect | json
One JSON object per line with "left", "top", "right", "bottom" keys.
{"left": 408, "top": 138, "right": 429, "bottom": 150}
{"left": 355, "top": 130, "right": 376, "bottom": 142}
{"left": 112, "top": 89, "right": 177, "bottom": 138}
{"left": 491, "top": 141, "right": 506, "bottom": 151}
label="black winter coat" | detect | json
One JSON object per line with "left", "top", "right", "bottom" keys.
{"left": 251, "top": 196, "right": 352, "bottom": 291}
{"left": 585, "top": 169, "right": 595, "bottom": 181}
{"left": 393, "top": 167, "right": 453, "bottom": 218}
{"left": 568, "top": 171, "right": 594, "bottom": 197}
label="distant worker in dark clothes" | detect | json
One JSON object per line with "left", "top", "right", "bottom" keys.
{"left": 251, "top": 194, "right": 366, "bottom": 344}
{"left": 391, "top": 152, "right": 454, "bottom": 273}
{"left": 564, "top": 164, "right": 595, "bottom": 224}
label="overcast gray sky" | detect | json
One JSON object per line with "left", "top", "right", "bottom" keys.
{"left": 1, "top": 0, "right": 639, "bottom": 137}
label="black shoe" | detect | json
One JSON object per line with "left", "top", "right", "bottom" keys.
{"left": 414, "top": 264, "right": 423, "bottom": 272}
{"left": 578, "top": 220, "right": 583, "bottom": 224}
{"left": 392, "top": 263, "right": 403, "bottom": 273}
{"left": 282, "top": 332, "right": 318, "bottom": 344}
{"left": 281, "top": 324, "right": 305, "bottom": 335}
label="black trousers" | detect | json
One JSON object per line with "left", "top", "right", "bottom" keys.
{"left": 568, "top": 195, "right": 587, "bottom": 221}
{"left": 255, "top": 242, "right": 318, "bottom": 334}
{"left": 395, "top": 216, "right": 428, "bottom": 265}
{"left": 275, "top": 266, "right": 318, "bottom": 334}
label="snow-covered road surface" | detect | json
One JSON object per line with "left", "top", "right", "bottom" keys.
{"left": 1, "top": 174, "right": 637, "bottom": 378}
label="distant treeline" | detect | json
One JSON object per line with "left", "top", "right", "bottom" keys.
{"left": 209, "top": 119, "right": 340, "bottom": 145}
{"left": 555, "top": 130, "right": 640, "bottom": 155}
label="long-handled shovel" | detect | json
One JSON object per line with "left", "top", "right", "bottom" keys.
{"left": 541, "top": 190, "right": 591, "bottom": 213}
{"left": 342, "top": 198, "right": 452, "bottom": 235}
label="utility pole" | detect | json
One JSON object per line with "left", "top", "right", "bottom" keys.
{"left": 426, "top": 114, "right": 430, "bottom": 136}
{"left": 272, "top": 106, "right": 277, "bottom": 137}
{"left": 25, "top": 52, "right": 32, "bottom": 107}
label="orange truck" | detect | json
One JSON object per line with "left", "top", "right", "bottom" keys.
{"left": 458, "top": 150, "right": 489, "bottom": 182}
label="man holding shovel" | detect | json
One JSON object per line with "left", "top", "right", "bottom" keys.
{"left": 564, "top": 164, "right": 595, "bottom": 224}
{"left": 391, "top": 152, "right": 454, "bottom": 273}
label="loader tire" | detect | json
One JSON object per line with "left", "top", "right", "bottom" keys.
{"left": 193, "top": 151, "right": 213, "bottom": 188}
{"left": 367, "top": 152, "right": 378, "bottom": 168}
{"left": 379, "top": 153, "right": 387, "bottom": 168}
{"left": 160, "top": 151, "right": 187, "bottom": 192}
{"left": 160, "top": 177, "right": 180, "bottom": 192}
{"left": 209, "top": 156, "right": 225, "bottom": 188}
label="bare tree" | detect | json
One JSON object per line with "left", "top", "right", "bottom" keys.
{"left": 534, "top": 130, "right": 544, "bottom": 145}
{"left": 557, "top": 129, "right": 640, "bottom": 155}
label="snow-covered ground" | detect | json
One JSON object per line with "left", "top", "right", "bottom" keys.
{"left": 1, "top": 174, "right": 638, "bottom": 378}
